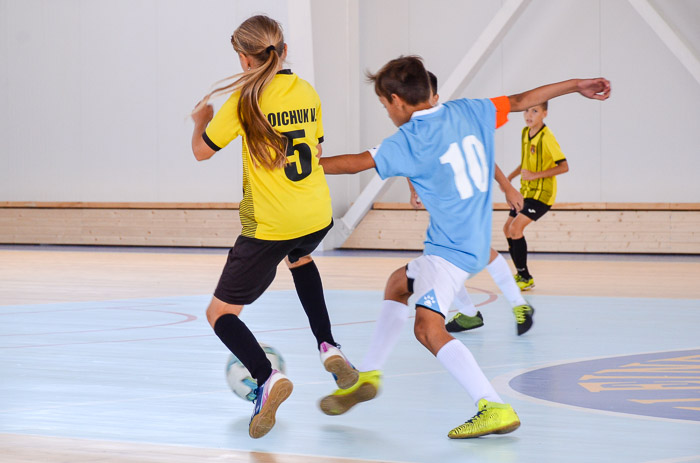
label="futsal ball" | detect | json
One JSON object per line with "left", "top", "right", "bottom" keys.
{"left": 225, "top": 343, "right": 286, "bottom": 401}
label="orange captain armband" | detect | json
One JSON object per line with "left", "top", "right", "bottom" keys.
{"left": 490, "top": 95, "right": 511, "bottom": 129}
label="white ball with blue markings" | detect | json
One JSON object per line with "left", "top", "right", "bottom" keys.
{"left": 225, "top": 343, "right": 286, "bottom": 401}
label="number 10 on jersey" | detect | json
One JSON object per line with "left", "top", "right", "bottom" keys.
{"left": 439, "top": 135, "right": 490, "bottom": 200}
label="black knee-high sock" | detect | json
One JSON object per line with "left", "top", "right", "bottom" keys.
{"left": 507, "top": 237, "right": 515, "bottom": 264}
{"left": 214, "top": 313, "right": 272, "bottom": 385}
{"left": 290, "top": 261, "right": 336, "bottom": 349}
{"left": 510, "top": 237, "right": 531, "bottom": 279}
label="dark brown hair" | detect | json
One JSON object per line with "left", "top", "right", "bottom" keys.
{"left": 427, "top": 71, "right": 438, "bottom": 96}
{"left": 366, "top": 56, "right": 431, "bottom": 106}
{"left": 195, "top": 15, "right": 287, "bottom": 169}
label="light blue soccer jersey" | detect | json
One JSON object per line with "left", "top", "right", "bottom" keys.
{"left": 372, "top": 98, "right": 498, "bottom": 274}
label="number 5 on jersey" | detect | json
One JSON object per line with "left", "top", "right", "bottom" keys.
{"left": 283, "top": 129, "right": 313, "bottom": 181}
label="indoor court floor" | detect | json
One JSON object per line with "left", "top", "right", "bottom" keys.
{"left": 1, "top": 245, "right": 699, "bottom": 463}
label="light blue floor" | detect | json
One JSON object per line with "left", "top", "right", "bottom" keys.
{"left": 1, "top": 290, "right": 699, "bottom": 462}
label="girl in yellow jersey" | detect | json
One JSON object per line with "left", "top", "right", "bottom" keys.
{"left": 504, "top": 102, "right": 569, "bottom": 290}
{"left": 190, "top": 15, "right": 358, "bottom": 439}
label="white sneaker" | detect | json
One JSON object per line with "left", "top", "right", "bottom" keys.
{"left": 319, "top": 342, "right": 359, "bottom": 389}
{"left": 248, "top": 369, "right": 293, "bottom": 439}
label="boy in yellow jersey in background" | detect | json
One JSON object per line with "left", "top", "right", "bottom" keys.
{"left": 409, "top": 72, "right": 535, "bottom": 336}
{"left": 504, "top": 102, "right": 569, "bottom": 290}
{"left": 190, "top": 15, "right": 358, "bottom": 439}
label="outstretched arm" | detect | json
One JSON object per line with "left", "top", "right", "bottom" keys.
{"left": 508, "top": 78, "right": 611, "bottom": 112}
{"left": 319, "top": 151, "right": 376, "bottom": 174}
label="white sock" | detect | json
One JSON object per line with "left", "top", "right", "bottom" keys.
{"left": 488, "top": 254, "right": 527, "bottom": 307}
{"left": 454, "top": 287, "right": 478, "bottom": 317}
{"left": 360, "top": 300, "right": 410, "bottom": 371}
{"left": 436, "top": 339, "right": 502, "bottom": 405}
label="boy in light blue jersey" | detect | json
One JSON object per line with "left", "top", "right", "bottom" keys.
{"left": 374, "top": 96, "right": 497, "bottom": 273}
{"left": 409, "top": 71, "right": 533, "bottom": 336}
{"left": 319, "top": 56, "right": 610, "bottom": 438}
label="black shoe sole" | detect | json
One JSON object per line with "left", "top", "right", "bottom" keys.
{"left": 445, "top": 312, "right": 484, "bottom": 333}
{"left": 446, "top": 319, "right": 484, "bottom": 333}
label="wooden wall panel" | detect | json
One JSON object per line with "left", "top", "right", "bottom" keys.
{"left": 0, "top": 207, "right": 241, "bottom": 247}
{"left": 343, "top": 207, "right": 700, "bottom": 254}
{"left": 1, "top": 202, "right": 698, "bottom": 253}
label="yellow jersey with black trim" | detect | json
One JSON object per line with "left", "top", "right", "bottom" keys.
{"left": 520, "top": 125, "right": 566, "bottom": 206}
{"left": 203, "top": 70, "right": 331, "bottom": 240}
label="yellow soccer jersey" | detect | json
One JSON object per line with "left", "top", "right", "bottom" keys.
{"left": 203, "top": 70, "right": 332, "bottom": 240}
{"left": 520, "top": 125, "right": 566, "bottom": 206}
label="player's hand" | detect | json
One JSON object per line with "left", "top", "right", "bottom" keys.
{"left": 577, "top": 78, "right": 611, "bottom": 100}
{"left": 520, "top": 169, "right": 537, "bottom": 181}
{"left": 505, "top": 187, "right": 523, "bottom": 212}
{"left": 192, "top": 100, "right": 214, "bottom": 125}
{"left": 409, "top": 191, "right": 422, "bottom": 209}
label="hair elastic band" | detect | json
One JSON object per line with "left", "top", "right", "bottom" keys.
{"left": 266, "top": 45, "right": 276, "bottom": 53}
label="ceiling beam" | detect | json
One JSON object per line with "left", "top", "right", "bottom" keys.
{"left": 628, "top": 0, "right": 700, "bottom": 86}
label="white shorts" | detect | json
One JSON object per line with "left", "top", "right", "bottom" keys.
{"left": 406, "top": 254, "right": 471, "bottom": 318}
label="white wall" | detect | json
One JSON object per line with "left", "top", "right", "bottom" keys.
{"left": 357, "top": 0, "right": 700, "bottom": 205}
{"left": 1, "top": 0, "right": 699, "bottom": 211}
{"left": 309, "top": 0, "right": 363, "bottom": 218}
{"left": 0, "top": 0, "right": 291, "bottom": 202}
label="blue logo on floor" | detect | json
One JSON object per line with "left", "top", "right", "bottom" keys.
{"left": 510, "top": 349, "right": 700, "bottom": 421}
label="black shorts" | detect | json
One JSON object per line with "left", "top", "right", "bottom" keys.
{"left": 509, "top": 198, "right": 551, "bottom": 221}
{"left": 214, "top": 221, "right": 333, "bottom": 305}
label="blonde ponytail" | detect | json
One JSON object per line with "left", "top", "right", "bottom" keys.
{"left": 194, "top": 15, "right": 288, "bottom": 169}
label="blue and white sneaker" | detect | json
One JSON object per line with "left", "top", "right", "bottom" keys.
{"left": 319, "top": 342, "right": 359, "bottom": 389}
{"left": 248, "top": 369, "right": 293, "bottom": 439}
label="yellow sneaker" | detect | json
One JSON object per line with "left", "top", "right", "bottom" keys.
{"left": 514, "top": 274, "right": 535, "bottom": 291}
{"left": 447, "top": 399, "right": 521, "bottom": 439}
{"left": 319, "top": 370, "right": 381, "bottom": 416}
